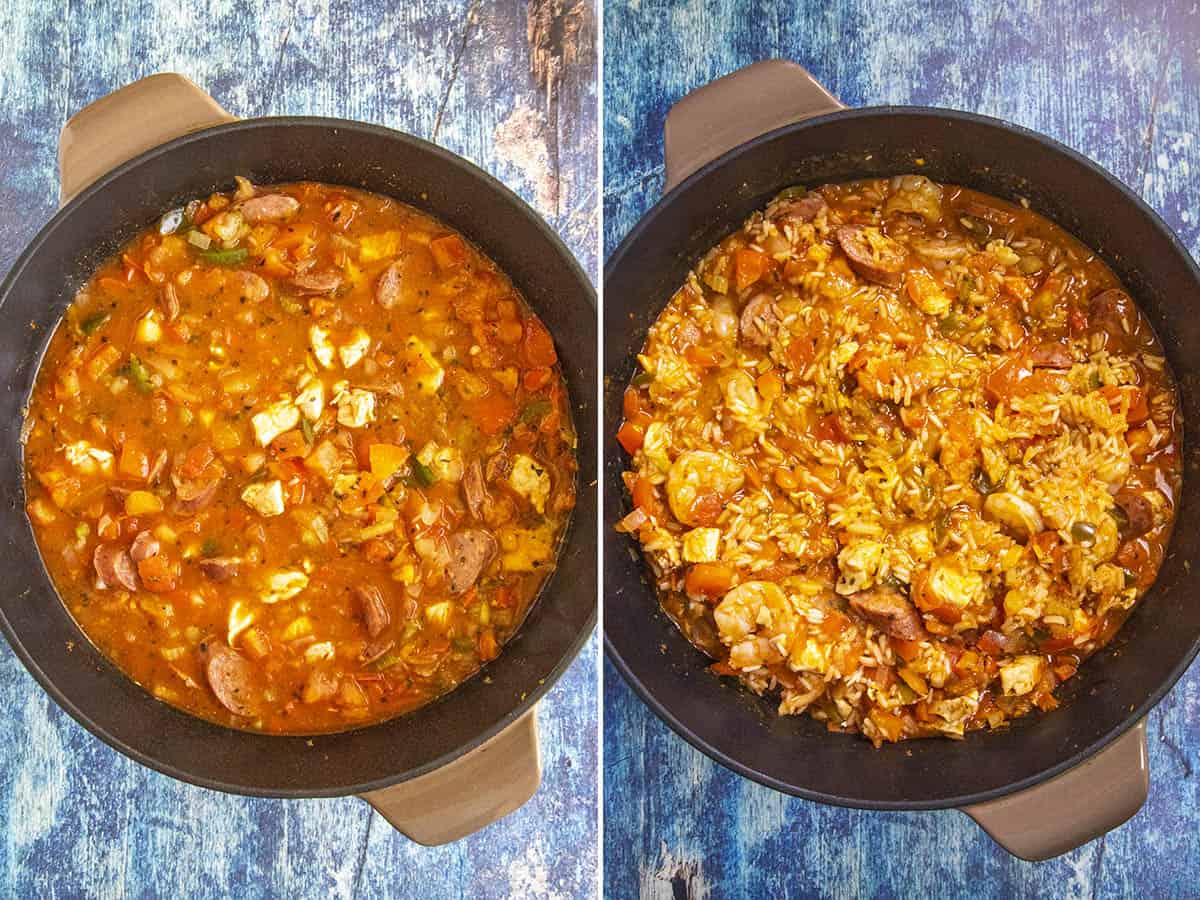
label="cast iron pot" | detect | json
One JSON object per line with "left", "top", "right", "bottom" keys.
{"left": 604, "top": 60, "right": 1200, "bottom": 860}
{"left": 0, "top": 74, "right": 597, "bottom": 845}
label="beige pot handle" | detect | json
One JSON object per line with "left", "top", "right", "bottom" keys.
{"left": 962, "top": 719, "right": 1148, "bottom": 860}
{"left": 358, "top": 707, "right": 542, "bottom": 845}
{"left": 58, "top": 73, "right": 236, "bottom": 205}
{"left": 663, "top": 59, "right": 844, "bottom": 192}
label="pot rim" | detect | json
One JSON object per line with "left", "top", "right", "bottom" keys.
{"left": 603, "top": 103, "right": 1200, "bottom": 810}
{"left": 0, "top": 114, "right": 597, "bottom": 798}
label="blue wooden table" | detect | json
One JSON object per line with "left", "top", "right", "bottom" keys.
{"left": 0, "top": 1, "right": 598, "bottom": 897}
{"left": 603, "top": 1, "right": 1200, "bottom": 896}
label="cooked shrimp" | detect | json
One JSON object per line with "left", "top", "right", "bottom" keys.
{"left": 666, "top": 450, "right": 744, "bottom": 526}
{"left": 714, "top": 581, "right": 796, "bottom": 670}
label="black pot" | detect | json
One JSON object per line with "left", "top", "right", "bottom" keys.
{"left": 603, "top": 60, "right": 1200, "bottom": 860}
{"left": 0, "top": 75, "right": 596, "bottom": 843}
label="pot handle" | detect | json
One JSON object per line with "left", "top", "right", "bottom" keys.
{"left": 58, "top": 73, "right": 236, "bottom": 206}
{"left": 358, "top": 707, "right": 542, "bottom": 846}
{"left": 961, "top": 719, "right": 1148, "bottom": 861}
{"left": 663, "top": 59, "right": 844, "bottom": 192}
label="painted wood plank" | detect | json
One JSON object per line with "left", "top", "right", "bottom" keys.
{"left": 0, "top": 1, "right": 598, "bottom": 897}
{"left": 603, "top": 1, "right": 1200, "bottom": 897}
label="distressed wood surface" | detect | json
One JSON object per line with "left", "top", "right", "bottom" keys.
{"left": 603, "top": 1, "right": 1200, "bottom": 897}
{"left": 0, "top": 1, "right": 598, "bottom": 898}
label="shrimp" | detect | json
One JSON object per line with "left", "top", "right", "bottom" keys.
{"left": 666, "top": 450, "right": 744, "bottom": 527}
{"left": 722, "top": 370, "right": 761, "bottom": 419}
{"left": 714, "top": 581, "right": 796, "bottom": 670}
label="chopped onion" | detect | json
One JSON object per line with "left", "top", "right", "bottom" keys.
{"left": 187, "top": 230, "right": 212, "bottom": 250}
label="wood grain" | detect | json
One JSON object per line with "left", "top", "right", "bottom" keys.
{"left": 0, "top": 1, "right": 598, "bottom": 897}
{"left": 603, "top": 1, "right": 1200, "bottom": 897}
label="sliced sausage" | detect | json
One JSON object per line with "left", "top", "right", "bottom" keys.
{"left": 172, "top": 472, "right": 220, "bottom": 514}
{"left": 199, "top": 639, "right": 259, "bottom": 717}
{"left": 739, "top": 293, "right": 779, "bottom": 347}
{"left": 129, "top": 531, "right": 160, "bottom": 563}
{"left": 355, "top": 584, "right": 391, "bottom": 638}
{"left": 959, "top": 199, "right": 1017, "bottom": 226}
{"left": 288, "top": 271, "right": 342, "bottom": 295}
{"left": 375, "top": 259, "right": 404, "bottom": 309}
{"left": 1114, "top": 489, "right": 1155, "bottom": 538}
{"left": 446, "top": 529, "right": 498, "bottom": 594}
{"left": 774, "top": 196, "right": 826, "bottom": 223}
{"left": 94, "top": 543, "right": 139, "bottom": 591}
{"left": 847, "top": 586, "right": 926, "bottom": 641}
{"left": 462, "top": 459, "right": 488, "bottom": 520}
{"left": 239, "top": 194, "right": 300, "bottom": 224}
{"left": 836, "top": 224, "right": 907, "bottom": 288}
{"left": 232, "top": 270, "right": 270, "bottom": 303}
{"left": 199, "top": 557, "right": 240, "bottom": 582}
{"left": 1029, "top": 340, "right": 1074, "bottom": 369}
{"left": 1089, "top": 289, "right": 1134, "bottom": 340}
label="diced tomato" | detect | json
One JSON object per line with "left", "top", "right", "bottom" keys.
{"left": 478, "top": 628, "right": 500, "bottom": 662}
{"left": 953, "top": 649, "right": 980, "bottom": 676}
{"left": 520, "top": 318, "right": 558, "bottom": 367}
{"left": 1101, "top": 384, "right": 1149, "bottom": 424}
{"left": 986, "top": 347, "right": 1077, "bottom": 404}
{"left": 931, "top": 604, "right": 963, "bottom": 625}
{"left": 430, "top": 234, "right": 467, "bottom": 269}
{"left": 709, "top": 660, "right": 738, "bottom": 677}
{"left": 684, "top": 563, "right": 735, "bottom": 599}
{"left": 756, "top": 370, "right": 783, "bottom": 401}
{"left": 622, "top": 386, "right": 643, "bottom": 420}
{"left": 272, "top": 222, "right": 316, "bottom": 251}
{"left": 523, "top": 367, "right": 552, "bottom": 391}
{"left": 496, "top": 319, "right": 524, "bottom": 344}
{"left": 180, "top": 443, "right": 214, "bottom": 480}
{"left": 868, "top": 707, "right": 905, "bottom": 743}
{"left": 687, "top": 491, "right": 724, "bottom": 526}
{"left": 891, "top": 637, "right": 922, "bottom": 663}
{"left": 631, "top": 476, "right": 666, "bottom": 519}
{"left": 813, "top": 413, "right": 848, "bottom": 443}
{"left": 538, "top": 404, "right": 562, "bottom": 436}
{"left": 1053, "top": 660, "right": 1079, "bottom": 681}
{"left": 786, "top": 335, "right": 815, "bottom": 369}
{"left": 271, "top": 430, "right": 308, "bottom": 459}
{"left": 85, "top": 344, "right": 123, "bottom": 380}
{"left": 362, "top": 537, "right": 394, "bottom": 563}
{"left": 616, "top": 420, "right": 646, "bottom": 454}
{"left": 368, "top": 443, "right": 408, "bottom": 481}
{"left": 118, "top": 440, "right": 151, "bottom": 480}
{"left": 137, "top": 554, "right": 178, "bottom": 593}
{"left": 684, "top": 344, "right": 721, "bottom": 367}
{"left": 734, "top": 248, "right": 767, "bottom": 291}
{"left": 468, "top": 392, "right": 517, "bottom": 435}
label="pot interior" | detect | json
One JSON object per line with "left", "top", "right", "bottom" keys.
{"left": 603, "top": 108, "right": 1200, "bottom": 808}
{"left": 0, "top": 119, "right": 597, "bottom": 796}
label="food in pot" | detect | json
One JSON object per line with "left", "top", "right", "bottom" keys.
{"left": 616, "top": 175, "right": 1181, "bottom": 744}
{"left": 23, "top": 178, "right": 576, "bottom": 733}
